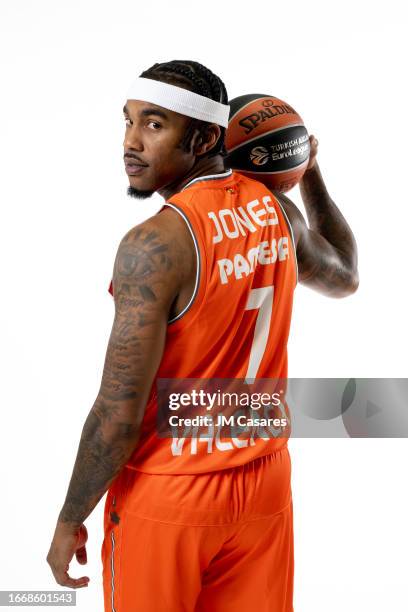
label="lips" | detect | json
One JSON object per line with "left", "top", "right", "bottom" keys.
{"left": 124, "top": 158, "right": 148, "bottom": 175}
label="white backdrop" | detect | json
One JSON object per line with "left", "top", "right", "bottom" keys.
{"left": 1, "top": 0, "right": 407, "bottom": 610}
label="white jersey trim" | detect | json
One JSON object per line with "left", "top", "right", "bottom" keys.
{"left": 273, "top": 194, "right": 299, "bottom": 286}
{"left": 162, "top": 202, "right": 201, "bottom": 323}
{"left": 181, "top": 168, "right": 233, "bottom": 191}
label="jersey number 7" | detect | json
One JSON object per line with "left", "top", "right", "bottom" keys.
{"left": 244, "top": 286, "right": 275, "bottom": 383}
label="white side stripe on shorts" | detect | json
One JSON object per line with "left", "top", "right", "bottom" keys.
{"left": 111, "top": 530, "right": 116, "bottom": 612}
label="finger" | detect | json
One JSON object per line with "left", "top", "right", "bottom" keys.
{"left": 56, "top": 570, "right": 90, "bottom": 589}
{"left": 48, "top": 558, "right": 90, "bottom": 589}
{"left": 76, "top": 545, "right": 87, "bottom": 565}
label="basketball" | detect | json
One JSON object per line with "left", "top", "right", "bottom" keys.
{"left": 225, "top": 94, "right": 310, "bottom": 193}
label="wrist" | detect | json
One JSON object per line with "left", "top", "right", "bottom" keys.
{"left": 300, "top": 161, "right": 321, "bottom": 189}
{"left": 304, "top": 159, "right": 319, "bottom": 174}
{"left": 57, "top": 512, "right": 82, "bottom": 534}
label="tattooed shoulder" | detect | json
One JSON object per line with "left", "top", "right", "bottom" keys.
{"left": 112, "top": 209, "right": 194, "bottom": 314}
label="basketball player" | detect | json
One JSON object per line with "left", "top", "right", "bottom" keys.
{"left": 46, "top": 60, "right": 359, "bottom": 611}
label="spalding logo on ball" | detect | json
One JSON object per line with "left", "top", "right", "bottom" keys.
{"left": 225, "top": 94, "right": 310, "bottom": 193}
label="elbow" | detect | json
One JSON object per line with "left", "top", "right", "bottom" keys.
{"left": 337, "top": 270, "right": 359, "bottom": 298}
{"left": 323, "top": 266, "right": 359, "bottom": 298}
{"left": 347, "top": 265, "right": 360, "bottom": 294}
{"left": 349, "top": 272, "right": 360, "bottom": 294}
{"left": 88, "top": 404, "right": 142, "bottom": 444}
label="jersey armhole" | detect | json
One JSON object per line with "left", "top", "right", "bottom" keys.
{"left": 272, "top": 193, "right": 299, "bottom": 286}
{"left": 161, "top": 201, "right": 208, "bottom": 330}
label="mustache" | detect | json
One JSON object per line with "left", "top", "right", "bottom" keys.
{"left": 123, "top": 153, "right": 148, "bottom": 165}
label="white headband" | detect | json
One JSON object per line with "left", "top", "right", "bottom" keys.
{"left": 126, "top": 77, "right": 230, "bottom": 128}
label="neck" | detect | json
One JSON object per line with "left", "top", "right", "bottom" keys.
{"left": 158, "top": 155, "right": 230, "bottom": 201}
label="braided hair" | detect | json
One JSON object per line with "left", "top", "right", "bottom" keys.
{"left": 139, "top": 60, "right": 229, "bottom": 159}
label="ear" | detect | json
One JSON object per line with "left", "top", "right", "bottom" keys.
{"left": 193, "top": 124, "right": 221, "bottom": 156}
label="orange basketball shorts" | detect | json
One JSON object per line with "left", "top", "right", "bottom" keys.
{"left": 101, "top": 446, "right": 294, "bottom": 612}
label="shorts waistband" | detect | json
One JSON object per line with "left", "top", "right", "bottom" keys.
{"left": 108, "top": 447, "right": 292, "bottom": 526}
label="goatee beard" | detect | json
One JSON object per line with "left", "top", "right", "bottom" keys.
{"left": 127, "top": 186, "right": 155, "bottom": 200}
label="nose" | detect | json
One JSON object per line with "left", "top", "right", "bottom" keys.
{"left": 123, "top": 124, "right": 144, "bottom": 152}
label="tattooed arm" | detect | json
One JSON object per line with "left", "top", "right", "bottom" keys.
{"left": 46, "top": 208, "right": 195, "bottom": 587}
{"left": 272, "top": 137, "right": 359, "bottom": 298}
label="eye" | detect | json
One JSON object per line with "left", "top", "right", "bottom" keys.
{"left": 147, "top": 120, "right": 162, "bottom": 130}
{"left": 124, "top": 117, "right": 132, "bottom": 126}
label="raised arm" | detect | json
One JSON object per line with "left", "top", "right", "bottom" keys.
{"left": 273, "top": 136, "right": 359, "bottom": 298}
{"left": 46, "top": 208, "right": 194, "bottom": 588}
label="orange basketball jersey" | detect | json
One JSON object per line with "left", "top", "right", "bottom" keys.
{"left": 108, "top": 169, "right": 297, "bottom": 474}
